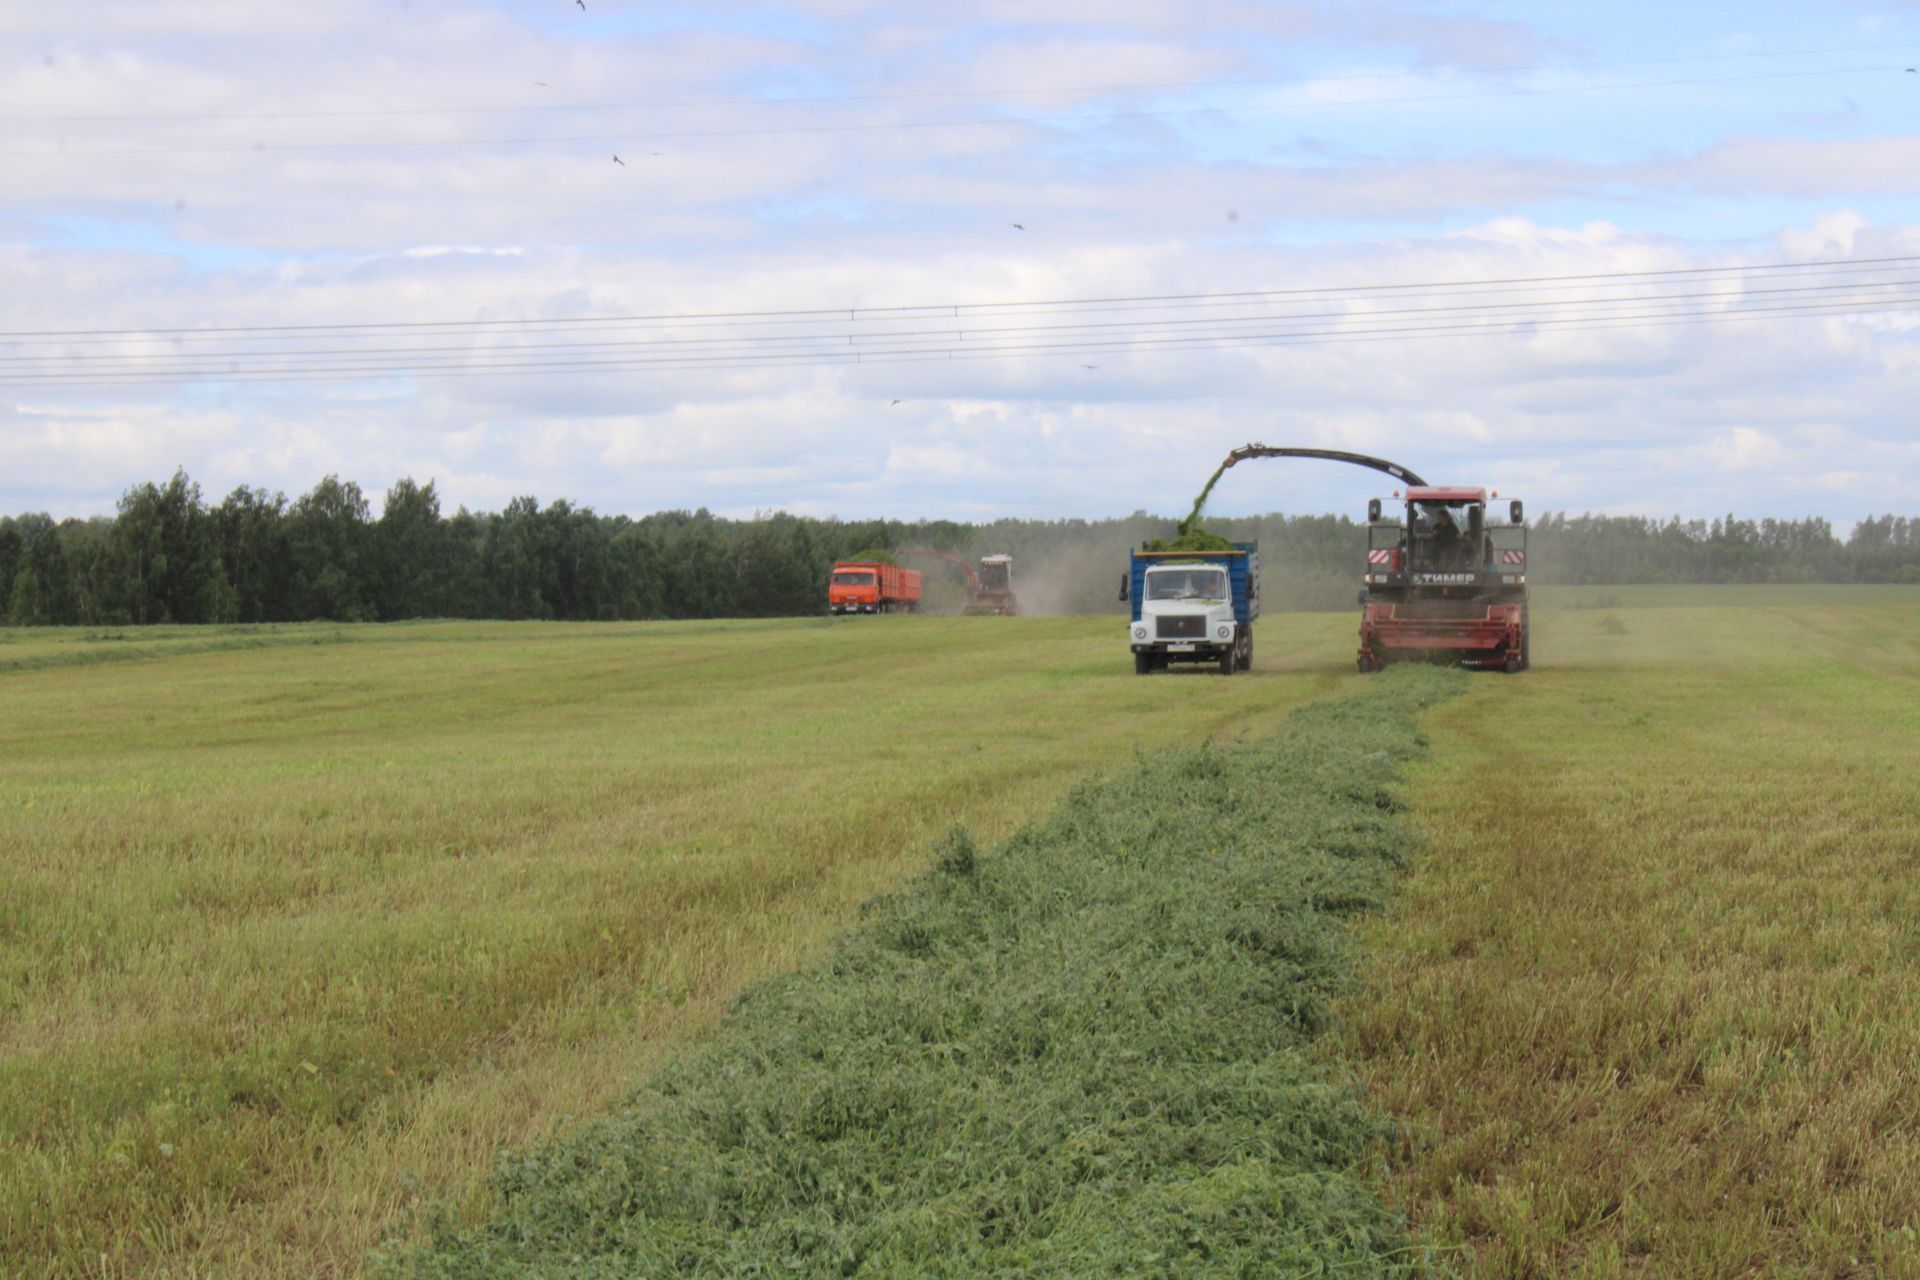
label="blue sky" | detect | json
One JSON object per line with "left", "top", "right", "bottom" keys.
{"left": 3, "top": 1, "right": 1918, "bottom": 527}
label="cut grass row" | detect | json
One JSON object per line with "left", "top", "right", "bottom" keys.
{"left": 1345, "top": 591, "right": 1920, "bottom": 1276}
{"left": 382, "top": 666, "right": 1463, "bottom": 1277}
{"left": 0, "top": 614, "right": 1355, "bottom": 1279}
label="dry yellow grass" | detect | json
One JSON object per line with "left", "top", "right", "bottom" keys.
{"left": 1344, "top": 587, "right": 1920, "bottom": 1277}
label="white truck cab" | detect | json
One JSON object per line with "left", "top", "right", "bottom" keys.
{"left": 1124, "top": 548, "right": 1258, "bottom": 675}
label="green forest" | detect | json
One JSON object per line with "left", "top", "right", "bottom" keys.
{"left": 3, "top": 471, "right": 1917, "bottom": 625}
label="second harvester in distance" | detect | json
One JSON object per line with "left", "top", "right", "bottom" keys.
{"left": 898, "top": 548, "right": 1020, "bottom": 615}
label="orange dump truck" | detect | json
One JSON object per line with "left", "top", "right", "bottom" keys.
{"left": 828, "top": 561, "right": 922, "bottom": 614}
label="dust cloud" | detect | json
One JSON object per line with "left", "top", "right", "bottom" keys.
{"left": 1003, "top": 543, "right": 1121, "bottom": 616}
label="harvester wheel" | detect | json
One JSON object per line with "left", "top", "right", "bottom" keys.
{"left": 1519, "top": 608, "right": 1531, "bottom": 670}
{"left": 1503, "top": 653, "right": 1521, "bottom": 674}
{"left": 1134, "top": 652, "right": 1151, "bottom": 676}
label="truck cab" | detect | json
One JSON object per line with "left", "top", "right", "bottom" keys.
{"left": 829, "top": 568, "right": 878, "bottom": 614}
{"left": 1124, "top": 544, "right": 1258, "bottom": 675}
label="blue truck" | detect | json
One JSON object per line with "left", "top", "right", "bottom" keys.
{"left": 1121, "top": 542, "right": 1259, "bottom": 675}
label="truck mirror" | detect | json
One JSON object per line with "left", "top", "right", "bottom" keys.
{"left": 1118, "top": 573, "right": 1130, "bottom": 602}
{"left": 1367, "top": 498, "right": 1381, "bottom": 522}
{"left": 1509, "top": 499, "right": 1524, "bottom": 524}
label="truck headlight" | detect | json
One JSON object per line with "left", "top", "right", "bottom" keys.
{"left": 1216, "top": 625, "right": 1231, "bottom": 639}
{"left": 1132, "top": 626, "right": 1147, "bottom": 640}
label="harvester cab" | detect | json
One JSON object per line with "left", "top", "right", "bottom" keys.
{"left": 1360, "top": 487, "right": 1529, "bottom": 673}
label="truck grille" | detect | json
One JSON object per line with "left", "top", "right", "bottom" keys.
{"left": 1156, "top": 615, "right": 1206, "bottom": 639}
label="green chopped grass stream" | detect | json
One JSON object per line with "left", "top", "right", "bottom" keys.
{"left": 382, "top": 666, "right": 1463, "bottom": 1278}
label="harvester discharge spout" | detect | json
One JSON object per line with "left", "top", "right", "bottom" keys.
{"left": 1223, "top": 444, "right": 1427, "bottom": 488}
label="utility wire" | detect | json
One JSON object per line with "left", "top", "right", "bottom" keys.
{"left": 6, "top": 277, "right": 1917, "bottom": 368}
{"left": 3, "top": 292, "right": 1912, "bottom": 387}
{"left": 6, "top": 253, "right": 1918, "bottom": 342}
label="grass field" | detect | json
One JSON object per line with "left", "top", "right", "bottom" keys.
{"left": 1346, "top": 586, "right": 1920, "bottom": 1276}
{"left": 386, "top": 666, "right": 1463, "bottom": 1278}
{"left": 0, "top": 613, "right": 1355, "bottom": 1278}
{"left": 8, "top": 588, "right": 1920, "bottom": 1277}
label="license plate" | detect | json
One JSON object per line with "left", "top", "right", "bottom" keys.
{"left": 1166, "top": 643, "right": 1196, "bottom": 652}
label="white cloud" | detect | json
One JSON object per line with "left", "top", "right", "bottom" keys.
{"left": 5, "top": 4, "right": 1920, "bottom": 528}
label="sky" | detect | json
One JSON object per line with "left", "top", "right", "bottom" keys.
{"left": 3, "top": 1, "right": 1919, "bottom": 527}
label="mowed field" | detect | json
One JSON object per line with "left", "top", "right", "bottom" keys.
{"left": 0, "top": 614, "right": 1352, "bottom": 1278}
{"left": 5, "top": 589, "right": 1920, "bottom": 1277}
{"left": 1348, "top": 585, "right": 1920, "bottom": 1276}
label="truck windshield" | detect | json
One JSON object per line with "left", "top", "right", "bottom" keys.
{"left": 832, "top": 572, "right": 876, "bottom": 586}
{"left": 1146, "top": 568, "right": 1227, "bottom": 601}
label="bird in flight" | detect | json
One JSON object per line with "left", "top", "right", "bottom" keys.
{"left": 1081, "top": 364, "right": 1099, "bottom": 369}
{"left": 889, "top": 398, "right": 902, "bottom": 406}
{"left": 576, "top": 0, "right": 585, "bottom": 9}
{"left": 1009, "top": 222, "right": 1025, "bottom": 231}
{"left": 612, "top": 154, "right": 625, "bottom": 166}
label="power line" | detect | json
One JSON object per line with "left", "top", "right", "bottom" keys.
{"left": 4, "top": 291, "right": 1913, "bottom": 387}
{"left": 6, "top": 276, "right": 1917, "bottom": 369}
{"left": 7, "top": 253, "right": 1918, "bottom": 342}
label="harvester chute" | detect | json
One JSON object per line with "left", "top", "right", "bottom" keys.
{"left": 1221, "top": 444, "right": 1427, "bottom": 488}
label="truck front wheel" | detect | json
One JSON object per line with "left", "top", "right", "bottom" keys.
{"left": 1218, "top": 648, "right": 1235, "bottom": 676}
{"left": 1134, "top": 652, "right": 1152, "bottom": 676}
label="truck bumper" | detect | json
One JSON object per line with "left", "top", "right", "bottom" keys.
{"left": 1132, "top": 642, "right": 1232, "bottom": 660}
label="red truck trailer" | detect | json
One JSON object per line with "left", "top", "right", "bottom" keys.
{"left": 828, "top": 561, "right": 923, "bottom": 614}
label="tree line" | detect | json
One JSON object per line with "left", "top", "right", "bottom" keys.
{"left": 2, "top": 471, "right": 1917, "bottom": 626}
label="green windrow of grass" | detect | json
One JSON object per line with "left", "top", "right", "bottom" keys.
{"left": 383, "top": 667, "right": 1464, "bottom": 1278}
